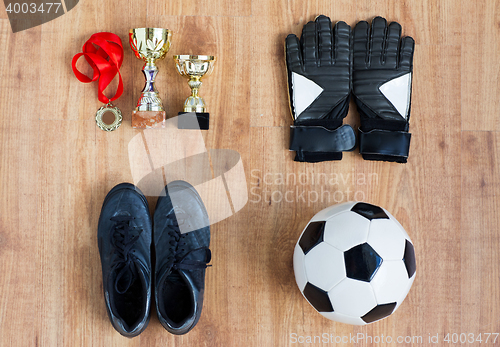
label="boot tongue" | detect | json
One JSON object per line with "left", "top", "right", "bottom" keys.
{"left": 165, "top": 269, "right": 185, "bottom": 286}
{"left": 114, "top": 261, "right": 138, "bottom": 294}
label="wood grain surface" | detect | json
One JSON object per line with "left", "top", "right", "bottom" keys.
{"left": 1, "top": 0, "right": 499, "bottom": 346}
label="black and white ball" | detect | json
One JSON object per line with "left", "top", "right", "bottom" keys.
{"left": 293, "top": 202, "right": 416, "bottom": 325}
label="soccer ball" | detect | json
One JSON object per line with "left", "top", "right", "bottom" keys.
{"left": 293, "top": 202, "right": 416, "bottom": 325}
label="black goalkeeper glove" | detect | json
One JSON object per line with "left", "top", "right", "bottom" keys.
{"left": 353, "top": 17, "right": 415, "bottom": 163}
{"left": 286, "top": 15, "right": 356, "bottom": 162}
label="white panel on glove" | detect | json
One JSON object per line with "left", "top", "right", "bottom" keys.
{"left": 379, "top": 73, "right": 412, "bottom": 120}
{"left": 292, "top": 72, "right": 324, "bottom": 119}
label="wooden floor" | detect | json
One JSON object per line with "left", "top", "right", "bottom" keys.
{"left": 1, "top": 0, "right": 500, "bottom": 346}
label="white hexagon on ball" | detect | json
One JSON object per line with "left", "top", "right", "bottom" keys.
{"left": 328, "top": 278, "right": 377, "bottom": 318}
{"left": 293, "top": 244, "right": 308, "bottom": 292}
{"left": 367, "top": 218, "right": 407, "bottom": 260}
{"left": 370, "top": 260, "right": 412, "bottom": 304}
{"left": 304, "top": 242, "right": 345, "bottom": 291}
{"left": 323, "top": 211, "right": 371, "bottom": 252}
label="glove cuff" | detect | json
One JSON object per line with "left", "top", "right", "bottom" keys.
{"left": 290, "top": 123, "right": 356, "bottom": 151}
{"left": 358, "top": 128, "right": 411, "bottom": 163}
{"left": 294, "top": 151, "right": 343, "bottom": 162}
{"left": 290, "top": 124, "right": 356, "bottom": 163}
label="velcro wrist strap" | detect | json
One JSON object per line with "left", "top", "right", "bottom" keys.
{"left": 289, "top": 124, "right": 356, "bottom": 153}
{"left": 359, "top": 129, "right": 411, "bottom": 158}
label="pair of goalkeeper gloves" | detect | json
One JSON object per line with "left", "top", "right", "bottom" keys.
{"left": 286, "top": 16, "right": 414, "bottom": 163}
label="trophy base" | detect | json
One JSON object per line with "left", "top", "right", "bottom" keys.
{"left": 132, "top": 110, "right": 166, "bottom": 129}
{"left": 178, "top": 112, "right": 209, "bottom": 130}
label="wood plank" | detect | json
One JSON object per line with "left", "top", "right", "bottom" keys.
{"left": 356, "top": 0, "right": 461, "bottom": 45}
{"left": 0, "top": 4, "right": 7, "bottom": 20}
{"left": 461, "top": 0, "right": 500, "bottom": 130}
{"left": 0, "top": 124, "right": 39, "bottom": 347}
{"left": 461, "top": 131, "right": 500, "bottom": 334}
{"left": 37, "top": 120, "right": 98, "bottom": 346}
{"left": 0, "top": 20, "right": 40, "bottom": 347}
{"left": 148, "top": 0, "right": 251, "bottom": 18}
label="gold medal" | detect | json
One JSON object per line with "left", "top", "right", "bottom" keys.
{"left": 95, "top": 103, "right": 123, "bottom": 132}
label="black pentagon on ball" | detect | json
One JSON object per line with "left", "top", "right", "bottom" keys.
{"left": 344, "top": 243, "right": 383, "bottom": 282}
{"left": 403, "top": 240, "right": 416, "bottom": 278}
{"left": 361, "top": 302, "right": 397, "bottom": 323}
{"left": 299, "top": 221, "right": 325, "bottom": 255}
{"left": 351, "top": 202, "right": 389, "bottom": 220}
{"left": 303, "top": 282, "right": 334, "bottom": 312}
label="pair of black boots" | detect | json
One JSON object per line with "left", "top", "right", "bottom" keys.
{"left": 98, "top": 181, "right": 211, "bottom": 337}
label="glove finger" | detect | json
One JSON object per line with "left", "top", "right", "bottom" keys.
{"left": 301, "top": 20, "right": 318, "bottom": 68}
{"left": 369, "top": 16, "right": 388, "bottom": 66}
{"left": 353, "top": 20, "right": 369, "bottom": 69}
{"left": 333, "top": 21, "right": 351, "bottom": 66}
{"left": 384, "top": 21, "right": 401, "bottom": 69}
{"left": 285, "top": 34, "right": 303, "bottom": 72}
{"left": 316, "top": 15, "right": 333, "bottom": 66}
{"left": 399, "top": 36, "right": 415, "bottom": 70}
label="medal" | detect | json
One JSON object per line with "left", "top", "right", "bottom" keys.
{"left": 72, "top": 32, "right": 124, "bottom": 131}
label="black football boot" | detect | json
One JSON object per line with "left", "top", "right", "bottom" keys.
{"left": 154, "top": 180, "right": 211, "bottom": 335}
{"left": 98, "top": 183, "right": 152, "bottom": 337}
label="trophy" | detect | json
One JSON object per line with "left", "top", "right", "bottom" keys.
{"left": 173, "top": 55, "right": 216, "bottom": 130}
{"left": 129, "top": 28, "right": 172, "bottom": 128}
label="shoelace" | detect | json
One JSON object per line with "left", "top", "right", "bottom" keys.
{"left": 162, "top": 218, "right": 211, "bottom": 275}
{"left": 110, "top": 215, "right": 143, "bottom": 294}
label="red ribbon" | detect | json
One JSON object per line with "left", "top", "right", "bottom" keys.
{"left": 72, "top": 32, "right": 124, "bottom": 104}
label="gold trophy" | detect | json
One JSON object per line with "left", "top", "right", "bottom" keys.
{"left": 129, "top": 28, "right": 172, "bottom": 128}
{"left": 173, "top": 55, "right": 216, "bottom": 130}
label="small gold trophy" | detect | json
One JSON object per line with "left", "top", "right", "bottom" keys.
{"left": 173, "top": 55, "right": 216, "bottom": 130}
{"left": 129, "top": 28, "right": 172, "bottom": 128}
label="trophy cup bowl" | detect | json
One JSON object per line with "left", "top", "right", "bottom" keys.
{"left": 130, "top": 28, "right": 172, "bottom": 128}
{"left": 173, "top": 55, "right": 216, "bottom": 130}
